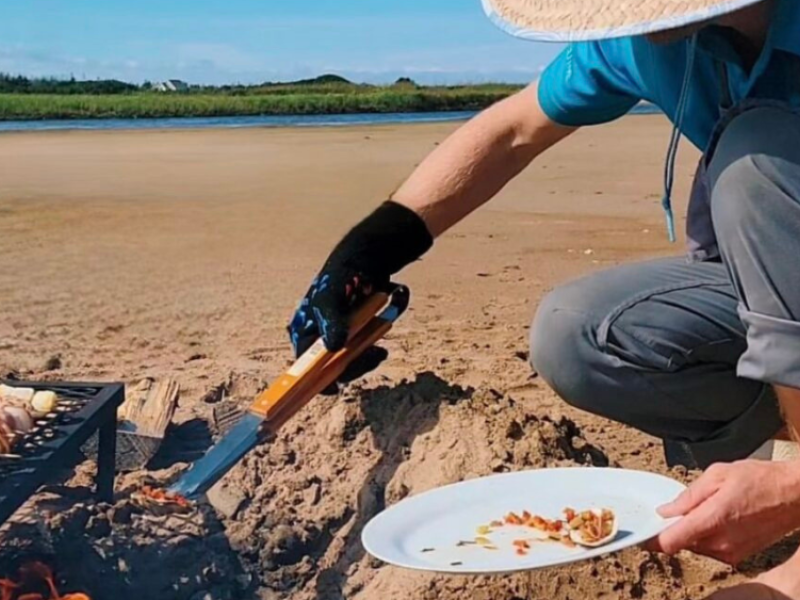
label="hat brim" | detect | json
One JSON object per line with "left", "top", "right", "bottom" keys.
{"left": 482, "top": 0, "right": 765, "bottom": 42}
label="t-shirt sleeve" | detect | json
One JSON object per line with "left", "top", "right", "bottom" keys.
{"left": 538, "top": 39, "right": 647, "bottom": 127}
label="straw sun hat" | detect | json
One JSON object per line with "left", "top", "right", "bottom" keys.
{"left": 482, "top": 0, "right": 765, "bottom": 41}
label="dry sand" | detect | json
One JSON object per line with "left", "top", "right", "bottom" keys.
{"left": 0, "top": 117, "right": 791, "bottom": 599}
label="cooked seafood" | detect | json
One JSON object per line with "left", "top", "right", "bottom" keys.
{"left": 567, "top": 509, "right": 618, "bottom": 548}
{"left": 473, "top": 506, "right": 618, "bottom": 556}
{"left": 0, "top": 387, "right": 61, "bottom": 453}
{"left": 3, "top": 406, "right": 34, "bottom": 434}
{"left": 0, "top": 385, "right": 35, "bottom": 407}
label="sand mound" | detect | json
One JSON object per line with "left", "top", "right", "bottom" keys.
{"left": 199, "top": 374, "right": 715, "bottom": 600}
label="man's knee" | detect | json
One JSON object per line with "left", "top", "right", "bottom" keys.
{"left": 712, "top": 107, "right": 800, "bottom": 169}
{"left": 529, "top": 286, "right": 603, "bottom": 412}
{"left": 709, "top": 107, "right": 800, "bottom": 235}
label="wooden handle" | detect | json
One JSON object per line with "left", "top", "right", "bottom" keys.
{"left": 264, "top": 316, "right": 393, "bottom": 431}
{"left": 249, "top": 292, "right": 389, "bottom": 418}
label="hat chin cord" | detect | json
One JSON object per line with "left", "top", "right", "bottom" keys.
{"left": 661, "top": 32, "right": 699, "bottom": 243}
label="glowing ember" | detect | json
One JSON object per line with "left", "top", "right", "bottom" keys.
{"left": 0, "top": 562, "right": 89, "bottom": 600}
{"left": 139, "top": 485, "right": 191, "bottom": 508}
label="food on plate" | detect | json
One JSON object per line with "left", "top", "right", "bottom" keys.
{"left": 473, "top": 507, "right": 618, "bottom": 556}
{"left": 476, "top": 537, "right": 498, "bottom": 550}
{"left": 31, "top": 391, "right": 59, "bottom": 415}
{"left": 567, "top": 509, "right": 618, "bottom": 548}
{"left": 513, "top": 539, "right": 531, "bottom": 553}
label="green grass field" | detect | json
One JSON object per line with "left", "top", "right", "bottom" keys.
{"left": 0, "top": 85, "right": 522, "bottom": 120}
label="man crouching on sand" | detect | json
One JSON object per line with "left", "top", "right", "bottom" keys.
{"left": 288, "top": 0, "right": 800, "bottom": 596}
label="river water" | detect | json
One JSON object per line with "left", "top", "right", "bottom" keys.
{"left": 0, "top": 105, "right": 661, "bottom": 133}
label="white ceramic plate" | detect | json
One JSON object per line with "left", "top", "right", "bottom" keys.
{"left": 362, "top": 468, "right": 686, "bottom": 574}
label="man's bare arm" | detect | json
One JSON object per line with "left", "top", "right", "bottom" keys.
{"left": 392, "top": 83, "right": 577, "bottom": 237}
{"left": 287, "top": 83, "right": 574, "bottom": 353}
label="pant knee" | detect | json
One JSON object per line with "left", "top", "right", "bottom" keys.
{"left": 530, "top": 288, "right": 604, "bottom": 413}
{"left": 712, "top": 106, "right": 800, "bottom": 166}
{"left": 710, "top": 155, "right": 767, "bottom": 237}
{"left": 709, "top": 107, "right": 800, "bottom": 235}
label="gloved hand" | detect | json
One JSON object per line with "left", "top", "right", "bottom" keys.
{"left": 288, "top": 200, "right": 433, "bottom": 359}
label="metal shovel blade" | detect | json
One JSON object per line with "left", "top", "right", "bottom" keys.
{"left": 167, "top": 412, "right": 263, "bottom": 500}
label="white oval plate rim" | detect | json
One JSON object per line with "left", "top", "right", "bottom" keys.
{"left": 361, "top": 467, "right": 686, "bottom": 575}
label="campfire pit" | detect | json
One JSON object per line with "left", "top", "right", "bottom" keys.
{"left": 0, "top": 381, "right": 124, "bottom": 527}
{"left": 0, "top": 561, "right": 90, "bottom": 600}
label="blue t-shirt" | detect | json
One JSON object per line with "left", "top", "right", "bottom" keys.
{"left": 538, "top": 0, "right": 800, "bottom": 150}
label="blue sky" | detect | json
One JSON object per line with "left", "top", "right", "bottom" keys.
{"left": 1, "top": 0, "right": 564, "bottom": 85}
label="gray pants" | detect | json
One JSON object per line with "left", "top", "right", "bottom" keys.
{"left": 530, "top": 107, "right": 800, "bottom": 469}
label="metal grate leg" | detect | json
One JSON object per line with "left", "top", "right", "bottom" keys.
{"left": 96, "top": 410, "right": 117, "bottom": 503}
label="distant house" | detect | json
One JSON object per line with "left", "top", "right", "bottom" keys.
{"left": 154, "top": 79, "right": 189, "bottom": 92}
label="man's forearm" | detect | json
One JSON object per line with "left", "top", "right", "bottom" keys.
{"left": 392, "top": 84, "right": 576, "bottom": 237}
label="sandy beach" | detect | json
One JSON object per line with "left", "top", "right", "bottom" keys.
{"left": 0, "top": 116, "right": 785, "bottom": 599}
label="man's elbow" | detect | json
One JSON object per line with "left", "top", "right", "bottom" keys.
{"left": 503, "top": 84, "right": 578, "bottom": 152}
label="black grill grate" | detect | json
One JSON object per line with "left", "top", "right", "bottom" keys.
{"left": 0, "top": 381, "right": 124, "bottom": 526}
